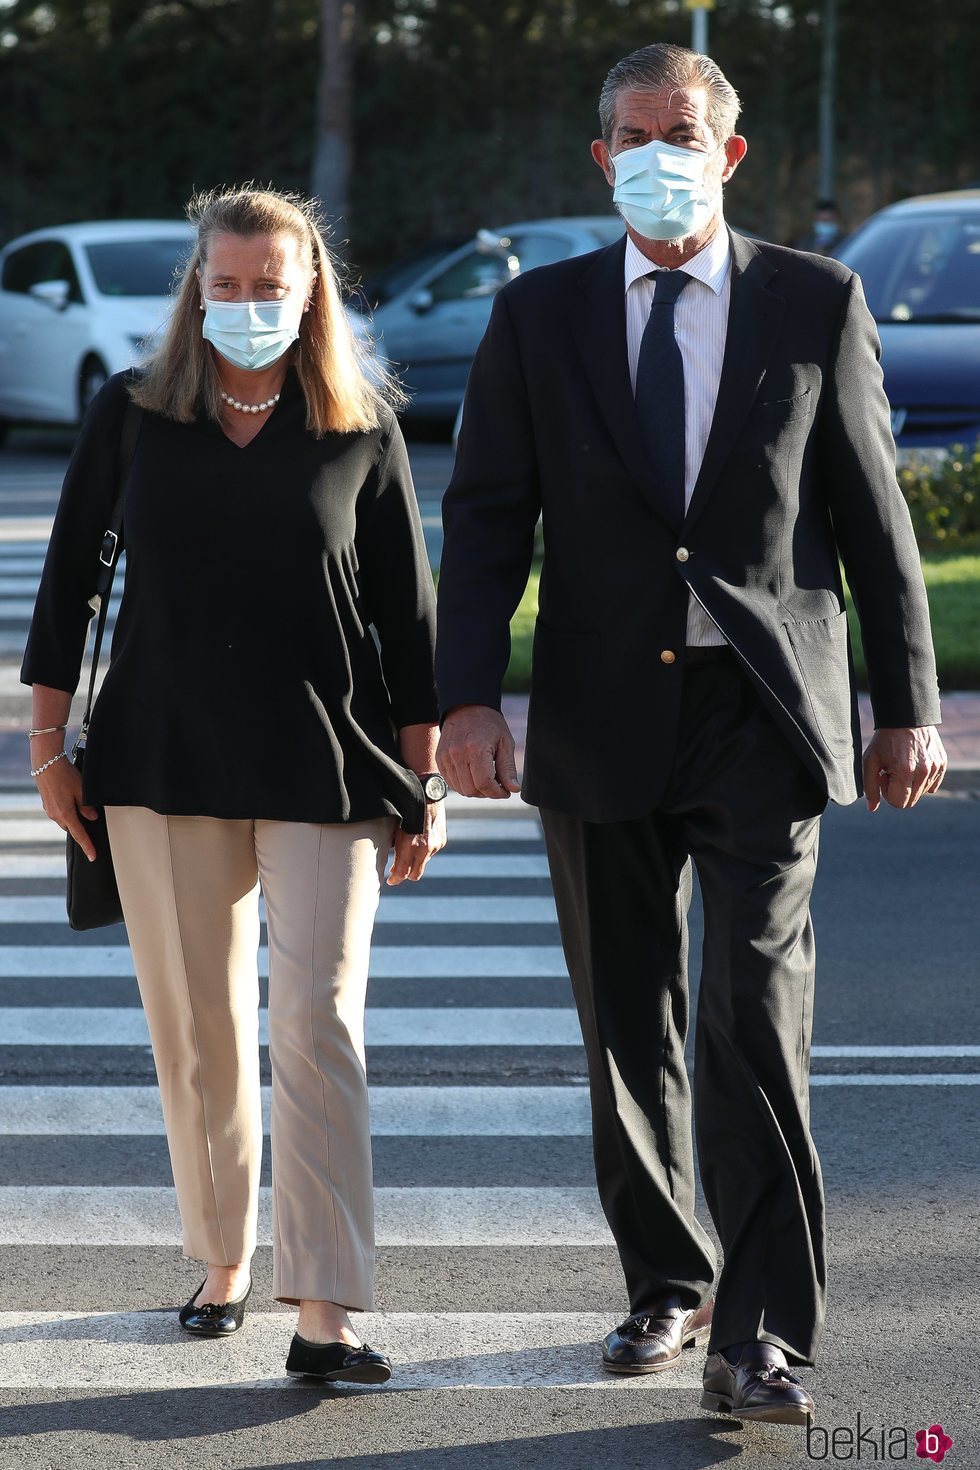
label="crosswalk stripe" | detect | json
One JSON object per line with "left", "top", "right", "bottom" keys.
{"left": 0, "top": 817, "right": 543, "bottom": 844}
{"left": 0, "top": 600, "right": 115, "bottom": 620}
{"left": 0, "top": 894, "right": 559, "bottom": 925}
{"left": 0, "top": 1312, "right": 699, "bottom": 1390}
{"left": 0, "top": 1186, "right": 610, "bottom": 1245}
{"left": 0, "top": 1085, "right": 591, "bottom": 1136}
{"left": 0, "top": 944, "right": 570, "bottom": 977}
{"left": 0, "top": 793, "right": 533, "bottom": 821}
{"left": 811, "top": 1044, "right": 980, "bottom": 1058}
{"left": 4, "top": 1007, "right": 978, "bottom": 1061}
{"left": 809, "top": 1074, "right": 980, "bottom": 1086}
{"left": 0, "top": 1006, "right": 581, "bottom": 1048}
{"left": 0, "top": 533, "right": 50, "bottom": 541}
{"left": 0, "top": 852, "right": 553, "bottom": 879}
{"left": 0, "top": 820, "right": 76, "bottom": 842}
{"left": 0, "top": 857, "right": 66, "bottom": 877}
{"left": 0, "top": 576, "right": 73, "bottom": 594}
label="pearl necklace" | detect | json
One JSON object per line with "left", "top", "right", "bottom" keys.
{"left": 220, "top": 390, "right": 281, "bottom": 415}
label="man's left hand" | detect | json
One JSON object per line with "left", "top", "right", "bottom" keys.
{"left": 863, "top": 726, "right": 947, "bottom": 811}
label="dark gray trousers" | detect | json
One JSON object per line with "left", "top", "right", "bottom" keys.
{"left": 540, "top": 653, "right": 828, "bottom": 1365}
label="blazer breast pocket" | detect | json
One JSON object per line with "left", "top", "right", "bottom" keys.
{"left": 747, "top": 388, "right": 813, "bottom": 425}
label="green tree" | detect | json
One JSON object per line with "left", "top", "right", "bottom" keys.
{"left": 1, "top": 0, "right": 978, "bottom": 267}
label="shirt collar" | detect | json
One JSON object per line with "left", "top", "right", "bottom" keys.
{"left": 623, "top": 225, "right": 731, "bottom": 297}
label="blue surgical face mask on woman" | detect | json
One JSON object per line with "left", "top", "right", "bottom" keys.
{"left": 611, "top": 138, "right": 723, "bottom": 242}
{"left": 201, "top": 297, "right": 303, "bottom": 372}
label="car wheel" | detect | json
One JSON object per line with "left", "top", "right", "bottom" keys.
{"left": 78, "top": 357, "right": 108, "bottom": 419}
{"left": 0, "top": 421, "right": 8, "bottom": 451}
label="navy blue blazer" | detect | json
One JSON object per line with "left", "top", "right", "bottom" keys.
{"left": 435, "top": 230, "right": 941, "bottom": 822}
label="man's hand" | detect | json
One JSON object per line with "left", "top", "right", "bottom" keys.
{"left": 863, "top": 726, "right": 947, "bottom": 811}
{"left": 437, "top": 705, "right": 521, "bottom": 799}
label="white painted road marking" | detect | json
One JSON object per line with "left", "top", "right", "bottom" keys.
{"left": 0, "top": 1006, "right": 582, "bottom": 1048}
{"left": 808, "top": 1074, "right": 980, "bottom": 1086}
{"left": 0, "top": 818, "right": 544, "bottom": 845}
{"left": 0, "top": 944, "right": 571, "bottom": 977}
{"left": 2, "top": 1074, "right": 976, "bottom": 1146}
{"left": 0, "top": 894, "right": 560, "bottom": 925}
{"left": 0, "top": 853, "right": 553, "bottom": 879}
{"left": 0, "top": 1185, "right": 611, "bottom": 1245}
{"left": 3, "top": 1007, "right": 979, "bottom": 1061}
{"left": 0, "top": 1311, "right": 702, "bottom": 1390}
{"left": 0, "top": 598, "right": 119, "bottom": 619}
{"left": 0, "top": 1085, "right": 594, "bottom": 1136}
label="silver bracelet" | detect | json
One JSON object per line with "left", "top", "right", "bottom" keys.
{"left": 28, "top": 724, "right": 68, "bottom": 737}
{"left": 30, "top": 750, "right": 68, "bottom": 778}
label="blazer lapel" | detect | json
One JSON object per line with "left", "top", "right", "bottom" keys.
{"left": 569, "top": 237, "right": 669, "bottom": 515}
{"left": 682, "top": 230, "right": 785, "bottom": 534}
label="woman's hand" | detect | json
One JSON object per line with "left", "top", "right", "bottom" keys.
{"left": 387, "top": 800, "right": 447, "bottom": 885}
{"left": 35, "top": 754, "right": 99, "bottom": 862}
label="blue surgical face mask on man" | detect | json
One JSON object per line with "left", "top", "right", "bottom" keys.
{"left": 201, "top": 297, "right": 303, "bottom": 372}
{"left": 611, "top": 138, "right": 723, "bottom": 242}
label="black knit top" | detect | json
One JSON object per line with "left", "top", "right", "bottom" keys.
{"left": 21, "top": 369, "right": 438, "bottom": 832}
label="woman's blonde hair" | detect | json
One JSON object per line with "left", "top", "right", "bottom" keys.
{"left": 130, "top": 184, "right": 404, "bottom": 435}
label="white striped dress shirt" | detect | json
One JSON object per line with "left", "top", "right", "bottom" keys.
{"left": 625, "top": 227, "right": 731, "bottom": 647}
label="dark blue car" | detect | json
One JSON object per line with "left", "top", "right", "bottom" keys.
{"left": 835, "top": 190, "right": 980, "bottom": 457}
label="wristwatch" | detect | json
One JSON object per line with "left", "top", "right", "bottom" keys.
{"left": 418, "top": 772, "right": 448, "bottom": 802}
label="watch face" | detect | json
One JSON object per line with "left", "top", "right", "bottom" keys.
{"left": 423, "top": 774, "right": 448, "bottom": 802}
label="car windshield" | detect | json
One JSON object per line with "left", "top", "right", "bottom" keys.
{"left": 358, "top": 241, "right": 469, "bottom": 309}
{"left": 838, "top": 211, "right": 980, "bottom": 323}
{"left": 84, "top": 238, "right": 191, "bottom": 297}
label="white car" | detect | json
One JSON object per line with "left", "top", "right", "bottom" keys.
{"left": 0, "top": 220, "right": 195, "bottom": 443}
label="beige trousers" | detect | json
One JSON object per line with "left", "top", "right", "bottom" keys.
{"left": 104, "top": 806, "right": 393, "bottom": 1309}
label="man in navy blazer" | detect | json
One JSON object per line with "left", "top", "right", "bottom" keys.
{"left": 435, "top": 43, "right": 945, "bottom": 1426}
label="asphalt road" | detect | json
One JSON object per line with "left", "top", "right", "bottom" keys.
{"left": 0, "top": 431, "right": 976, "bottom": 1470}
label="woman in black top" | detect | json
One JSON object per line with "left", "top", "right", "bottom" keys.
{"left": 23, "top": 186, "right": 446, "bottom": 1384}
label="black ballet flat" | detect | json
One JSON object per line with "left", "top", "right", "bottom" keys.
{"left": 285, "top": 1333, "right": 392, "bottom": 1384}
{"left": 178, "top": 1276, "right": 252, "bottom": 1336}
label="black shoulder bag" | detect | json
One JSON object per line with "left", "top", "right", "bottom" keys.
{"left": 66, "top": 400, "right": 143, "bottom": 930}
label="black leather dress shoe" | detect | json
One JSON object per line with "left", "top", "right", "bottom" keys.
{"left": 178, "top": 1277, "right": 252, "bottom": 1337}
{"left": 701, "top": 1343, "right": 816, "bottom": 1424}
{"left": 602, "top": 1295, "right": 714, "bottom": 1374}
{"left": 285, "top": 1334, "right": 393, "bottom": 1384}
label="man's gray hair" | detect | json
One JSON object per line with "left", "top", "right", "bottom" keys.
{"left": 599, "top": 43, "right": 741, "bottom": 146}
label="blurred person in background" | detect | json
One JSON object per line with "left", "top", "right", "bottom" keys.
{"left": 794, "top": 199, "right": 845, "bottom": 255}
{"left": 23, "top": 185, "right": 447, "bottom": 1385}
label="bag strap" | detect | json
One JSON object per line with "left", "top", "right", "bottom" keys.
{"left": 75, "top": 399, "right": 143, "bottom": 751}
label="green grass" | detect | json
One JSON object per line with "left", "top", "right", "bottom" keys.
{"left": 502, "top": 552, "right": 980, "bottom": 693}
{"left": 848, "top": 552, "right": 980, "bottom": 692}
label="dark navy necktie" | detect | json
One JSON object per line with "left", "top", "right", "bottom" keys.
{"left": 634, "top": 269, "right": 692, "bottom": 528}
